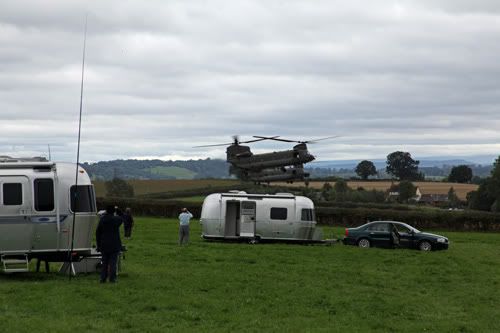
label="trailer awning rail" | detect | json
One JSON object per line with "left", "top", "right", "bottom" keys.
{"left": 221, "top": 193, "right": 295, "bottom": 199}
{"left": 0, "top": 162, "right": 55, "bottom": 169}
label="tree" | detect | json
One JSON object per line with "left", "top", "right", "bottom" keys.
{"left": 105, "top": 177, "right": 135, "bottom": 198}
{"left": 385, "top": 151, "right": 421, "bottom": 180}
{"left": 321, "top": 182, "right": 333, "bottom": 201}
{"left": 398, "top": 181, "right": 416, "bottom": 203}
{"left": 332, "top": 179, "right": 349, "bottom": 202}
{"left": 467, "top": 156, "right": 500, "bottom": 211}
{"left": 487, "top": 156, "right": 500, "bottom": 199}
{"left": 334, "top": 179, "right": 349, "bottom": 193}
{"left": 448, "top": 165, "right": 473, "bottom": 183}
{"left": 355, "top": 160, "right": 377, "bottom": 180}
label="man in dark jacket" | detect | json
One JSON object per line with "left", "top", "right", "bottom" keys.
{"left": 123, "top": 207, "right": 134, "bottom": 239}
{"left": 96, "top": 205, "right": 123, "bottom": 283}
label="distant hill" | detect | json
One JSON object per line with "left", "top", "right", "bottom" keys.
{"left": 82, "top": 155, "right": 496, "bottom": 181}
{"left": 82, "top": 159, "right": 230, "bottom": 180}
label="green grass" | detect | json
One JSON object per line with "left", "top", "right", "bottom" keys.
{"left": 1, "top": 218, "right": 500, "bottom": 332}
{"left": 146, "top": 166, "right": 197, "bottom": 179}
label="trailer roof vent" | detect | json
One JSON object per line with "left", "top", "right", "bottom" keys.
{"left": 228, "top": 190, "right": 247, "bottom": 194}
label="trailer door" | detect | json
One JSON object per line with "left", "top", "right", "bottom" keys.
{"left": 32, "top": 178, "right": 58, "bottom": 251}
{"left": 0, "top": 176, "right": 33, "bottom": 252}
{"left": 239, "top": 201, "right": 256, "bottom": 237}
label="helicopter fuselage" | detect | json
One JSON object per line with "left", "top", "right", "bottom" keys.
{"left": 226, "top": 143, "right": 315, "bottom": 171}
{"left": 196, "top": 136, "right": 331, "bottom": 184}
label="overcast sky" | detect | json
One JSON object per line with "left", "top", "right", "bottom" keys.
{"left": 1, "top": 0, "right": 500, "bottom": 163}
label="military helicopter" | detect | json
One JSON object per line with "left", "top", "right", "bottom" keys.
{"left": 195, "top": 135, "right": 337, "bottom": 183}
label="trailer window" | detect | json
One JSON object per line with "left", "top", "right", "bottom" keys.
{"left": 270, "top": 207, "right": 287, "bottom": 220}
{"left": 34, "top": 179, "right": 55, "bottom": 211}
{"left": 3, "top": 183, "right": 22, "bottom": 205}
{"left": 301, "top": 208, "right": 315, "bottom": 221}
{"left": 70, "top": 185, "right": 96, "bottom": 213}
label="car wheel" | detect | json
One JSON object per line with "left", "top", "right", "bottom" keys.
{"left": 419, "top": 240, "right": 432, "bottom": 251}
{"left": 357, "top": 238, "right": 371, "bottom": 248}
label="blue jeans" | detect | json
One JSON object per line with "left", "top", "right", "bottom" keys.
{"left": 100, "top": 251, "right": 119, "bottom": 282}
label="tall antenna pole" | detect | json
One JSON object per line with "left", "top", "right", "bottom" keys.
{"left": 48, "top": 144, "right": 51, "bottom": 161}
{"left": 69, "top": 15, "right": 88, "bottom": 279}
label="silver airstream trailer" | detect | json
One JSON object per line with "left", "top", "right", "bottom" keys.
{"left": 200, "top": 191, "right": 323, "bottom": 242}
{"left": 0, "top": 156, "right": 97, "bottom": 272}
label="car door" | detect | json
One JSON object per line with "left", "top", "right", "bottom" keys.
{"left": 394, "top": 223, "right": 415, "bottom": 249}
{"left": 366, "top": 223, "right": 392, "bottom": 248}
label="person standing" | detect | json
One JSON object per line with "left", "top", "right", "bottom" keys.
{"left": 96, "top": 205, "right": 123, "bottom": 283}
{"left": 123, "top": 207, "right": 134, "bottom": 239}
{"left": 178, "top": 208, "right": 193, "bottom": 246}
{"left": 390, "top": 224, "right": 400, "bottom": 249}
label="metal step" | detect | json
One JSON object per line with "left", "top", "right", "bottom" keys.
{"left": 1, "top": 254, "right": 29, "bottom": 273}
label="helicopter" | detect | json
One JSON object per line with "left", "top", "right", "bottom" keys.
{"left": 195, "top": 135, "right": 337, "bottom": 183}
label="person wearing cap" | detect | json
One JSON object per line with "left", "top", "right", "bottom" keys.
{"left": 96, "top": 205, "right": 123, "bottom": 283}
{"left": 178, "top": 208, "right": 193, "bottom": 245}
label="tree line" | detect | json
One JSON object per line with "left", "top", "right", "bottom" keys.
{"left": 354, "top": 151, "right": 476, "bottom": 183}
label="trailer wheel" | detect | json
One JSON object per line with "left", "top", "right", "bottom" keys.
{"left": 248, "top": 237, "right": 260, "bottom": 244}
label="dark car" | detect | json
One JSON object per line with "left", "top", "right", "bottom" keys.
{"left": 343, "top": 221, "right": 449, "bottom": 251}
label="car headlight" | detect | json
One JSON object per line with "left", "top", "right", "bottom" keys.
{"left": 437, "top": 237, "right": 447, "bottom": 243}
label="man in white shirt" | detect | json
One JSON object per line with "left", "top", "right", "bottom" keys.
{"left": 178, "top": 208, "right": 193, "bottom": 245}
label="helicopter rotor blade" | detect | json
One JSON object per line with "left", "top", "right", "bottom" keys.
{"left": 240, "top": 137, "right": 270, "bottom": 144}
{"left": 193, "top": 135, "right": 276, "bottom": 148}
{"left": 252, "top": 135, "right": 340, "bottom": 144}
{"left": 245, "top": 135, "right": 281, "bottom": 143}
{"left": 252, "top": 135, "right": 296, "bottom": 143}
{"left": 193, "top": 135, "right": 338, "bottom": 148}
{"left": 193, "top": 142, "right": 234, "bottom": 148}
{"left": 303, "top": 135, "right": 340, "bottom": 144}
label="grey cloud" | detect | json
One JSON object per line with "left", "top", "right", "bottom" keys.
{"left": 1, "top": 0, "right": 500, "bottom": 162}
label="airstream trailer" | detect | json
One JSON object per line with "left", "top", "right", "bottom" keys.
{"left": 200, "top": 191, "right": 323, "bottom": 243}
{"left": 0, "top": 157, "right": 97, "bottom": 272}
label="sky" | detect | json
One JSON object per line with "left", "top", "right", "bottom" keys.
{"left": 1, "top": 0, "right": 500, "bottom": 163}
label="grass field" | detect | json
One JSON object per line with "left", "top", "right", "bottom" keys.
{"left": 277, "top": 181, "right": 478, "bottom": 201}
{"left": 93, "top": 179, "right": 242, "bottom": 197}
{"left": 94, "top": 179, "right": 477, "bottom": 201}
{"left": 1, "top": 218, "right": 499, "bottom": 332}
{"left": 147, "top": 166, "right": 197, "bottom": 179}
